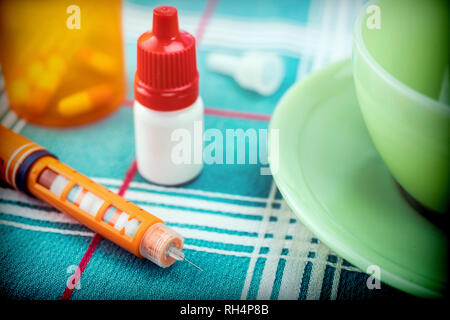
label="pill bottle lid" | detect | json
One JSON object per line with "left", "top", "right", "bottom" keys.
{"left": 134, "top": 5, "right": 199, "bottom": 112}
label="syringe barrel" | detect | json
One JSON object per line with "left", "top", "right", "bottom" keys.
{"left": 0, "top": 125, "right": 183, "bottom": 267}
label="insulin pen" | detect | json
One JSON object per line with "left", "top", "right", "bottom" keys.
{"left": 0, "top": 125, "right": 201, "bottom": 270}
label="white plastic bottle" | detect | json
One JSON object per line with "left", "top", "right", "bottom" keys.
{"left": 133, "top": 5, "right": 203, "bottom": 186}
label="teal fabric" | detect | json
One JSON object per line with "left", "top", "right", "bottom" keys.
{"left": 0, "top": 0, "right": 412, "bottom": 300}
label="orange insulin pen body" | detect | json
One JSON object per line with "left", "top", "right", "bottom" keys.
{"left": 0, "top": 125, "right": 185, "bottom": 268}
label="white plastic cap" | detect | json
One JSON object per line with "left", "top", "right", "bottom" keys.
{"left": 207, "top": 51, "right": 284, "bottom": 96}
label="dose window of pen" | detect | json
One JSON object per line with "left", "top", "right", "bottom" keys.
{"left": 37, "top": 167, "right": 69, "bottom": 197}
{"left": 38, "top": 168, "right": 142, "bottom": 237}
{"left": 66, "top": 184, "right": 104, "bottom": 216}
{"left": 102, "top": 205, "right": 142, "bottom": 237}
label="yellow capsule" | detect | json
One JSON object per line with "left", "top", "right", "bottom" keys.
{"left": 47, "top": 54, "right": 66, "bottom": 75}
{"left": 57, "top": 84, "right": 114, "bottom": 117}
{"left": 27, "top": 62, "right": 46, "bottom": 83}
{"left": 26, "top": 60, "right": 61, "bottom": 115}
{"left": 9, "top": 79, "right": 48, "bottom": 115}
{"left": 9, "top": 80, "right": 30, "bottom": 106}
{"left": 77, "top": 48, "right": 116, "bottom": 75}
{"left": 28, "top": 80, "right": 57, "bottom": 115}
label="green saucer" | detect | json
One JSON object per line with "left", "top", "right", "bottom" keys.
{"left": 269, "top": 59, "right": 447, "bottom": 298}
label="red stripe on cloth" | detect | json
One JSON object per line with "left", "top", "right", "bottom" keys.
{"left": 117, "top": 159, "right": 138, "bottom": 197}
{"left": 60, "top": 233, "right": 102, "bottom": 300}
{"left": 195, "top": 0, "right": 219, "bottom": 44}
{"left": 122, "top": 99, "right": 271, "bottom": 122}
{"left": 204, "top": 108, "right": 271, "bottom": 122}
{"left": 60, "top": 160, "right": 138, "bottom": 300}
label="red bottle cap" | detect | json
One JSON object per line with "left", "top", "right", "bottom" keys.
{"left": 134, "top": 5, "right": 199, "bottom": 112}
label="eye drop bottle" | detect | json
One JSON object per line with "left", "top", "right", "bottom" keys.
{"left": 134, "top": 5, "right": 203, "bottom": 185}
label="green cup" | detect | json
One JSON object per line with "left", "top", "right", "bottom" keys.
{"left": 352, "top": 0, "right": 450, "bottom": 213}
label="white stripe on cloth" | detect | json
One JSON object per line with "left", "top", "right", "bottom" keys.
{"left": 0, "top": 98, "right": 26, "bottom": 133}
{"left": 311, "top": 0, "right": 338, "bottom": 73}
{"left": 0, "top": 187, "right": 46, "bottom": 206}
{"left": 123, "top": 5, "right": 200, "bottom": 36}
{"left": 330, "top": 257, "right": 344, "bottom": 299}
{"left": 122, "top": 188, "right": 277, "bottom": 217}
{"left": 141, "top": 204, "right": 264, "bottom": 235}
{"left": 12, "top": 119, "right": 26, "bottom": 133}
{"left": 93, "top": 177, "right": 283, "bottom": 205}
{"left": 256, "top": 199, "right": 292, "bottom": 299}
{"left": 123, "top": 3, "right": 352, "bottom": 58}
{"left": 0, "top": 201, "right": 79, "bottom": 224}
{"left": 296, "top": 0, "right": 323, "bottom": 81}
{"left": 1, "top": 111, "right": 18, "bottom": 128}
{"left": 0, "top": 219, "right": 94, "bottom": 237}
{"left": 277, "top": 211, "right": 316, "bottom": 299}
{"left": 240, "top": 180, "right": 277, "bottom": 299}
{"left": 296, "top": 0, "right": 362, "bottom": 80}
{"left": 306, "top": 244, "right": 332, "bottom": 300}
{"left": 0, "top": 93, "right": 9, "bottom": 117}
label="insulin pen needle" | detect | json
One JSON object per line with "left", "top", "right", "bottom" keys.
{"left": 168, "top": 246, "right": 203, "bottom": 271}
{"left": 183, "top": 256, "right": 203, "bottom": 272}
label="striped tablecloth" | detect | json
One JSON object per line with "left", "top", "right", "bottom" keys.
{"left": 0, "top": 0, "right": 411, "bottom": 300}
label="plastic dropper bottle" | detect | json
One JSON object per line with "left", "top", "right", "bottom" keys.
{"left": 134, "top": 5, "right": 203, "bottom": 186}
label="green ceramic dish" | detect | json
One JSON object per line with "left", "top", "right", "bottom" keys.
{"left": 269, "top": 59, "right": 447, "bottom": 298}
{"left": 353, "top": 0, "right": 450, "bottom": 213}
